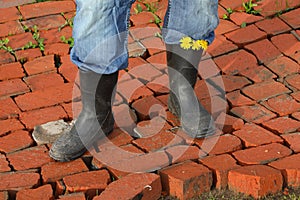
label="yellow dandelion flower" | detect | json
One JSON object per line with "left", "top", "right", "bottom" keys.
{"left": 180, "top": 36, "right": 192, "bottom": 50}
{"left": 192, "top": 40, "right": 202, "bottom": 50}
{"left": 198, "top": 40, "right": 208, "bottom": 50}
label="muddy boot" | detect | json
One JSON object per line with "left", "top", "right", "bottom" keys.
{"left": 167, "top": 44, "right": 215, "bottom": 138}
{"left": 49, "top": 70, "right": 118, "bottom": 162}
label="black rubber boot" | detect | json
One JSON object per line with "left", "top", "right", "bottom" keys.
{"left": 167, "top": 44, "right": 216, "bottom": 138}
{"left": 49, "top": 70, "right": 118, "bottom": 162}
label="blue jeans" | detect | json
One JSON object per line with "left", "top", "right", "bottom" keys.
{"left": 71, "top": 0, "right": 219, "bottom": 74}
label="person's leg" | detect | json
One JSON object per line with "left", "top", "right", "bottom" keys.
{"left": 50, "top": 0, "right": 134, "bottom": 162}
{"left": 163, "top": 0, "right": 219, "bottom": 138}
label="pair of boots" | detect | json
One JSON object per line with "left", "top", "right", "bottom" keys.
{"left": 49, "top": 44, "right": 216, "bottom": 162}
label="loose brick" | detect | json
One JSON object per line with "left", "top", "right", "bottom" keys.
{"left": 198, "top": 58, "right": 221, "bottom": 79}
{"left": 166, "top": 145, "right": 206, "bottom": 164}
{"left": 133, "top": 130, "right": 184, "bottom": 152}
{"left": 0, "top": 172, "right": 40, "bottom": 191}
{"left": 279, "top": 8, "right": 300, "bottom": 29}
{"left": 0, "top": 0, "right": 35, "bottom": 8}
{"left": 130, "top": 26, "right": 161, "bottom": 40}
{"left": 226, "top": 90, "right": 255, "bottom": 107}
{"left": 19, "top": 1, "right": 75, "bottom": 19}
{"left": 265, "top": 94, "right": 300, "bottom": 116}
{"left": 215, "top": 19, "right": 239, "bottom": 35}
{"left": 132, "top": 95, "right": 166, "bottom": 121}
{"left": 159, "top": 161, "right": 212, "bottom": 200}
{"left": 130, "top": 11, "right": 155, "bottom": 26}
{"left": 231, "top": 12, "right": 263, "bottom": 26}
{"left": 194, "top": 134, "right": 242, "bottom": 155}
{"left": 140, "top": 36, "right": 166, "bottom": 55}
{"left": 129, "top": 63, "right": 163, "bottom": 84}
{"left": 0, "top": 62, "right": 24, "bottom": 81}
{"left": 233, "top": 123, "right": 283, "bottom": 147}
{"left": 128, "top": 57, "right": 148, "bottom": 70}
{"left": 63, "top": 170, "right": 110, "bottom": 198}
{"left": 286, "top": 74, "right": 300, "bottom": 90}
{"left": 269, "top": 153, "right": 300, "bottom": 187}
{"left": 113, "top": 104, "right": 137, "bottom": 135}
{"left": 0, "top": 130, "right": 34, "bottom": 154}
{"left": 116, "top": 78, "right": 144, "bottom": 103}
{"left": 292, "top": 112, "right": 300, "bottom": 121}
{"left": 6, "top": 32, "right": 36, "bottom": 50}
{"left": 23, "top": 55, "right": 55, "bottom": 76}
{"left": 41, "top": 159, "right": 89, "bottom": 183}
{"left": 210, "top": 75, "right": 251, "bottom": 92}
{"left": 194, "top": 79, "right": 221, "bottom": 100}
{"left": 214, "top": 50, "right": 257, "bottom": 75}
{"left": 146, "top": 51, "right": 167, "bottom": 69}
{"left": 219, "top": 0, "right": 244, "bottom": 10}
{"left": 245, "top": 39, "right": 282, "bottom": 64}
{"left": 262, "top": 117, "right": 300, "bottom": 134}
{"left": 15, "top": 48, "right": 43, "bottom": 62}
{"left": 206, "top": 35, "right": 238, "bottom": 57}
{"left": 0, "top": 119, "right": 24, "bottom": 136}
{"left": 232, "top": 143, "right": 292, "bottom": 165}
{"left": 267, "top": 56, "right": 299, "bottom": 78}
{"left": 7, "top": 145, "right": 51, "bottom": 171}
{"left": 16, "top": 184, "right": 53, "bottom": 200}
{"left": 40, "top": 26, "right": 73, "bottom": 45}
{"left": 255, "top": 17, "right": 291, "bottom": 36}
{"left": 0, "top": 7, "right": 20, "bottom": 23}
{"left": 215, "top": 112, "right": 244, "bottom": 133}
{"left": 242, "top": 80, "right": 290, "bottom": 101}
{"left": 58, "top": 193, "right": 86, "bottom": 200}
{"left": 228, "top": 165, "right": 283, "bottom": 199}
{"left": 0, "top": 49, "right": 15, "bottom": 65}
{"left": 282, "top": 133, "right": 300, "bottom": 153}
{"left": 0, "top": 154, "right": 10, "bottom": 172}
{"left": 146, "top": 74, "right": 169, "bottom": 95}
{"left": 0, "top": 191, "right": 8, "bottom": 200}
{"left": 24, "top": 72, "right": 65, "bottom": 91}
{"left": 0, "top": 20, "right": 24, "bottom": 38}
{"left": 44, "top": 43, "right": 70, "bottom": 56}
{"left": 21, "top": 14, "right": 66, "bottom": 31}
{"left": 225, "top": 24, "right": 266, "bottom": 46}
{"left": 0, "top": 97, "right": 20, "bottom": 120}
{"left": 271, "top": 33, "right": 300, "bottom": 56}
{"left": 292, "top": 91, "right": 300, "bottom": 102}
{"left": 19, "top": 106, "right": 67, "bottom": 129}
{"left": 94, "top": 173, "right": 161, "bottom": 200}
{"left": 200, "top": 154, "right": 240, "bottom": 189}
{"left": 58, "top": 55, "right": 78, "bottom": 83}
{"left": 0, "top": 79, "right": 29, "bottom": 98}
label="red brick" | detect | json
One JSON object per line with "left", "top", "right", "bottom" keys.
{"left": 215, "top": 19, "right": 239, "bottom": 35}
{"left": 292, "top": 112, "right": 300, "bottom": 121}
{"left": 63, "top": 170, "right": 110, "bottom": 198}
{"left": 166, "top": 145, "right": 206, "bottom": 164}
{"left": 113, "top": 104, "right": 137, "bottom": 135}
{"left": 55, "top": 180, "right": 65, "bottom": 197}
{"left": 0, "top": 154, "right": 10, "bottom": 172}
{"left": 146, "top": 74, "right": 169, "bottom": 96}
{"left": 207, "top": 35, "right": 238, "bottom": 57}
{"left": 117, "top": 78, "right": 144, "bottom": 103}
{"left": 265, "top": 94, "right": 300, "bottom": 116}
{"left": 0, "top": 97, "right": 20, "bottom": 120}
{"left": 140, "top": 37, "right": 166, "bottom": 55}
{"left": 130, "top": 11, "right": 155, "bottom": 26}
{"left": 146, "top": 51, "right": 167, "bottom": 68}
{"left": 20, "top": 106, "right": 67, "bottom": 129}
{"left": 0, "top": 172, "right": 40, "bottom": 191}
{"left": 159, "top": 161, "right": 212, "bottom": 199}
{"left": 132, "top": 95, "right": 166, "bottom": 120}
{"left": 230, "top": 12, "right": 263, "bottom": 26}
{"left": 225, "top": 25, "right": 266, "bottom": 46}
{"left": 130, "top": 26, "right": 161, "bottom": 40}
{"left": 40, "top": 26, "right": 73, "bottom": 45}
{"left": 44, "top": 43, "right": 70, "bottom": 56}
{"left": 228, "top": 165, "right": 283, "bottom": 199}
{"left": 0, "top": 119, "right": 24, "bottom": 136}
{"left": 255, "top": 17, "right": 291, "bottom": 36}
{"left": 210, "top": 75, "right": 251, "bottom": 93}
{"left": 233, "top": 123, "right": 283, "bottom": 147}
{"left": 0, "top": 20, "right": 24, "bottom": 38}
{"left": 226, "top": 90, "right": 255, "bottom": 107}
{"left": 134, "top": 116, "right": 171, "bottom": 137}
{"left": 0, "top": 130, "right": 33, "bottom": 154}
{"left": 200, "top": 154, "right": 240, "bottom": 189}
{"left": 16, "top": 184, "right": 53, "bottom": 200}
{"left": 0, "top": 78, "right": 29, "bottom": 98}
{"left": 286, "top": 74, "right": 300, "bottom": 90}
{"left": 242, "top": 80, "right": 290, "bottom": 101}
{"left": 15, "top": 48, "right": 42, "bottom": 62}
{"left": 58, "top": 55, "right": 78, "bottom": 83}
{"left": 282, "top": 133, "right": 300, "bottom": 153}
{"left": 267, "top": 56, "right": 299, "bottom": 78}
{"left": 246, "top": 39, "right": 282, "bottom": 64}
{"left": 256, "top": 0, "right": 300, "bottom": 17}
{"left": 271, "top": 33, "right": 300, "bottom": 56}
{"left": 214, "top": 50, "right": 257, "bottom": 75}
{"left": 292, "top": 91, "right": 300, "bottom": 102}
{"left": 24, "top": 72, "right": 65, "bottom": 91}
{"left": 233, "top": 143, "right": 292, "bottom": 165}
{"left": 195, "top": 134, "right": 242, "bottom": 155}
{"left": 0, "top": 62, "right": 24, "bottom": 81}
{"left": 291, "top": 51, "right": 300, "bottom": 65}
{"left": 219, "top": 0, "right": 244, "bottom": 9}
{"left": 23, "top": 55, "right": 55, "bottom": 76}
{"left": 129, "top": 63, "right": 163, "bottom": 84}
{"left": 0, "top": 191, "right": 8, "bottom": 200}
{"left": 41, "top": 159, "right": 89, "bottom": 183}
{"left": 19, "top": 1, "right": 75, "bottom": 19}
{"left": 262, "top": 117, "right": 300, "bottom": 134}
{"left": 21, "top": 14, "right": 66, "bottom": 31}
{"left": 6, "top": 32, "right": 36, "bottom": 50}
{"left": 133, "top": 131, "right": 184, "bottom": 152}
{"left": 128, "top": 57, "right": 147, "bottom": 70}
{"left": 279, "top": 8, "right": 300, "bottom": 29}
{"left": 215, "top": 112, "right": 244, "bottom": 133}
{"left": 94, "top": 173, "right": 161, "bottom": 200}
{"left": 58, "top": 193, "right": 86, "bottom": 200}
{"left": 7, "top": 145, "right": 51, "bottom": 171}
{"left": 198, "top": 58, "right": 221, "bottom": 79}
{"left": 15, "top": 83, "right": 73, "bottom": 111}
{"left": 0, "top": 49, "right": 15, "bottom": 65}
{"left": 0, "top": 7, "right": 20, "bottom": 23}
{"left": 97, "top": 128, "right": 133, "bottom": 151}
{"left": 0, "top": 0, "right": 35, "bottom": 9}
{"left": 194, "top": 79, "right": 221, "bottom": 100}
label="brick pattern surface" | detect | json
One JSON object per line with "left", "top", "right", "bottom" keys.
{"left": 0, "top": 0, "right": 300, "bottom": 199}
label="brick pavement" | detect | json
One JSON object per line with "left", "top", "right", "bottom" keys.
{"left": 0, "top": 0, "right": 300, "bottom": 199}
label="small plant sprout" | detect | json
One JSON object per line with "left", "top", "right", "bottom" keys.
{"left": 242, "top": 0, "right": 261, "bottom": 15}
{"left": 60, "top": 36, "right": 74, "bottom": 48}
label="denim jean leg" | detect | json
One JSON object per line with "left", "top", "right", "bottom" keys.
{"left": 71, "top": 0, "right": 135, "bottom": 74}
{"left": 163, "top": 0, "right": 219, "bottom": 45}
